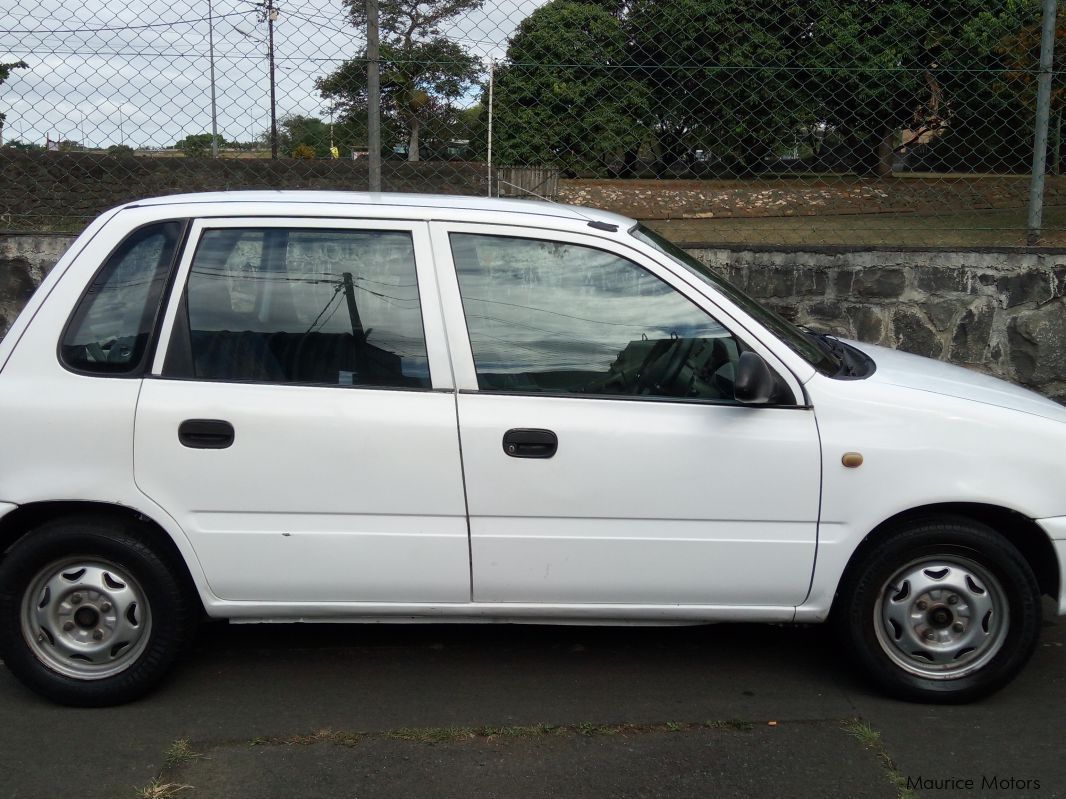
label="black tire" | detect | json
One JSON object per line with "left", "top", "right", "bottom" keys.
{"left": 0, "top": 514, "right": 198, "bottom": 706}
{"left": 835, "top": 515, "right": 1041, "bottom": 703}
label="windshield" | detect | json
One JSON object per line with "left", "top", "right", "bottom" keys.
{"left": 630, "top": 225, "right": 841, "bottom": 376}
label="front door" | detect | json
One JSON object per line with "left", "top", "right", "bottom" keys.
{"left": 438, "top": 225, "right": 821, "bottom": 607}
{"left": 134, "top": 218, "right": 470, "bottom": 603}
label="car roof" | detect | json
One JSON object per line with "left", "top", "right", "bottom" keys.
{"left": 124, "top": 191, "right": 635, "bottom": 229}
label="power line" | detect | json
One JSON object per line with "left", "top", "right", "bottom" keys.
{"left": 0, "top": 12, "right": 249, "bottom": 34}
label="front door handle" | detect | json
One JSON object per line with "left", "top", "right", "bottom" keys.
{"left": 178, "top": 419, "right": 235, "bottom": 449}
{"left": 502, "top": 428, "right": 557, "bottom": 459}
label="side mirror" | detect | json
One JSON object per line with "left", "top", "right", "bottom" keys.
{"left": 733, "top": 351, "right": 780, "bottom": 405}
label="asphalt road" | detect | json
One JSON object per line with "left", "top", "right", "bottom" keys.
{"left": 0, "top": 600, "right": 1062, "bottom": 799}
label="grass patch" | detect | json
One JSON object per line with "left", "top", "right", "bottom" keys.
{"left": 647, "top": 205, "right": 1066, "bottom": 248}
{"left": 842, "top": 718, "right": 916, "bottom": 799}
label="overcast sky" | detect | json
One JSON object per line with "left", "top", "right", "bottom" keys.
{"left": 1, "top": 0, "right": 543, "bottom": 147}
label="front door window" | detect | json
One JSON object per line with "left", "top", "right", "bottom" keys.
{"left": 450, "top": 232, "right": 743, "bottom": 402}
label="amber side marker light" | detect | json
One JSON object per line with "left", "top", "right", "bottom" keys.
{"left": 841, "top": 452, "right": 864, "bottom": 468}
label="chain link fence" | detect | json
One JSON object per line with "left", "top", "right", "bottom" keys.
{"left": 1, "top": 0, "right": 1064, "bottom": 246}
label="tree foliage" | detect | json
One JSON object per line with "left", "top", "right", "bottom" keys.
{"left": 489, "top": 0, "right": 1041, "bottom": 176}
{"left": 318, "top": 0, "right": 484, "bottom": 161}
{"left": 492, "top": 1, "right": 650, "bottom": 174}
{"left": 628, "top": 0, "right": 807, "bottom": 173}
{"left": 997, "top": 8, "right": 1066, "bottom": 172}
{"left": 278, "top": 115, "right": 331, "bottom": 158}
{"left": 0, "top": 60, "right": 28, "bottom": 133}
{"left": 173, "top": 133, "right": 227, "bottom": 157}
{"left": 796, "top": 0, "right": 1039, "bottom": 174}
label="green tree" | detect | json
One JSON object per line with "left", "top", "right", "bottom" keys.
{"left": 627, "top": 0, "right": 808, "bottom": 174}
{"left": 798, "top": 0, "right": 1038, "bottom": 175}
{"left": 318, "top": 0, "right": 483, "bottom": 162}
{"left": 492, "top": 1, "right": 651, "bottom": 175}
{"left": 174, "top": 133, "right": 227, "bottom": 157}
{"left": 998, "top": 8, "right": 1066, "bottom": 173}
{"left": 492, "top": 0, "right": 1036, "bottom": 177}
{"left": 278, "top": 115, "right": 332, "bottom": 158}
{"left": 4, "top": 139, "right": 42, "bottom": 151}
{"left": 0, "top": 60, "right": 28, "bottom": 144}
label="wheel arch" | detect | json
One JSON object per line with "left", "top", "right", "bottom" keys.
{"left": 834, "top": 502, "right": 1058, "bottom": 608}
{"left": 0, "top": 501, "right": 204, "bottom": 615}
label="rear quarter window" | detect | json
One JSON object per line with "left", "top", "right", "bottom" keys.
{"left": 60, "top": 220, "right": 185, "bottom": 375}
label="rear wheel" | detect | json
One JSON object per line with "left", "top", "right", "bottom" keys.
{"left": 836, "top": 516, "right": 1041, "bottom": 703}
{"left": 0, "top": 515, "right": 197, "bottom": 706}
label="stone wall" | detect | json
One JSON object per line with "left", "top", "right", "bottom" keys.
{"left": 3, "top": 233, "right": 1066, "bottom": 402}
{"left": 0, "top": 234, "right": 75, "bottom": 339}
{"left": 693, "top": 247, "right": 1066, "bottom": 402}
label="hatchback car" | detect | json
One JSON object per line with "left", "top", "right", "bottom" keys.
{"left": 0, "top": 191, "right": 1061, "bottom": 706}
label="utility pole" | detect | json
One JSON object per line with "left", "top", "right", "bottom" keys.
{"left": 367, "top": 0, "right": 381, "bottom": 192}
{"left": 208, "top": 0, "right": 219, "bottom": 158}
{"left": 265, "top": 0, "right": 279, "bottom": 159}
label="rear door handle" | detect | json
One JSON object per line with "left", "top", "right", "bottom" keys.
{"left": 502, "top": 428, "right": 557, "bottom": 459}
{"left": 178, "top": 419, "right": 235, "bottom": 449}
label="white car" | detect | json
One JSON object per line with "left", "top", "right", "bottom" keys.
{"left": 0, "top": 191, "right": 1061, "bottom": 706}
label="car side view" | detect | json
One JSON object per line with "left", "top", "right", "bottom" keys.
{"left": 0, "top": 191, "right": 1061, "bottom": 706}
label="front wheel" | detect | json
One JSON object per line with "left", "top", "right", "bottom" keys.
{"left": 836, "top": 516, "right": 1041, "bottom": 703}
{"left": 0, "top": 515, "right": 197, "bottom": 706}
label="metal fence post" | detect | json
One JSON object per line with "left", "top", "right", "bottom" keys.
{"left": 367, "top": 0, "right": 381, "bottom": 193}
{"left": 208, "top": 0, "right": 218, "bottom": 158}
{"left": 1027, "top": 0, "right": 1058, "bottom": 246}
{"left": 486, "top": 57, "right": 494, "bottom": 197}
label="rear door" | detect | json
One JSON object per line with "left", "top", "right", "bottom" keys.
{"left": 133, "top": 217, "right": 470, "bottom": 603}
{"left": 434, "top": 223, "right": 821, "bottom": 607}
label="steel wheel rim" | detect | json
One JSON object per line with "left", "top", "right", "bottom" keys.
{"left": 874, "top": 555, "right": 1009, "bottom": 680}
{"left": 19, "top": 557, "right": 152, "bottom": 680}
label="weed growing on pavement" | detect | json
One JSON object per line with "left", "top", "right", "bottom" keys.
{"left": 842, "top": 718, "right": 915, "bottom": 799}
{"left": 250, "top": 729, "right": 361, "bottom": 748}
{"left": 842, "top": 718, "right": 881, "bottom": 747}
{"left": 386, "top": 726, "right": 478, "bottom": 743}
{"left": 706, "top": 719, "right": 754, "bottom": 732}
{"left": 134, "top": 779, "right": 192, "bottom": 799}
{"left": 241, "top": 718, "right": 769, "bottom": 753}
{"left": 162, "top": 739, "right": 201, "bottom": 768}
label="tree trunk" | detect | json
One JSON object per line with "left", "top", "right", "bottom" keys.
{"left": 407, "top": 120, "right": 420, "bottom": 162}
{"left": 1053, "top": 106, "right": 1061, "bottom": 176}
{"left": 875, "top": 125, "right": 895, "bottom": 178}
{"left": 618, "top": 145, "right": 641, "bottom": 178}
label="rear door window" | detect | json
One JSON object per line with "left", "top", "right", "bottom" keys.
{"left": 164, "top": 227, "right": 430, "bottom": 389}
